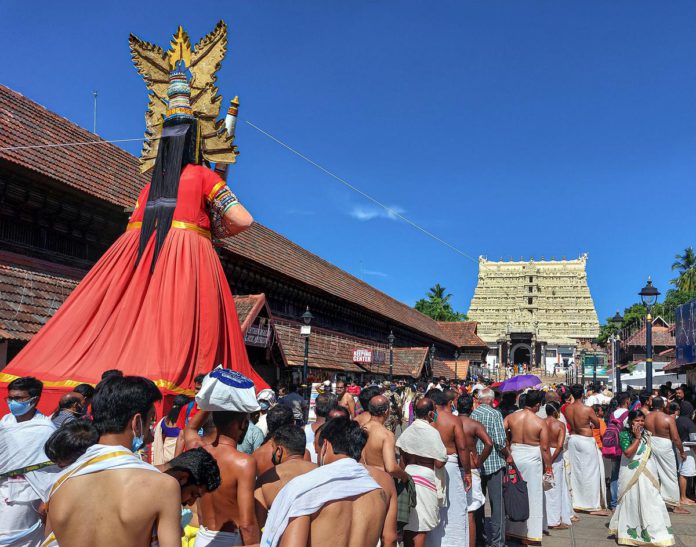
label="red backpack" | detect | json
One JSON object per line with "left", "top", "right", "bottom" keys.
{"left": 601, "top": 410, "right": 628, "bottom": 457}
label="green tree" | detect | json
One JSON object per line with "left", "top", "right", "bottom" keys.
{"left": 671, "top": 247, "right": 696, "bottom": 293}
{"left": 415, "top": 284, "right": 468, "bottom": 321}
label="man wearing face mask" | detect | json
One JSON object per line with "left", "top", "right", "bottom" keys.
{"left": 0, "top": 377, "right": 57, "bottom": 547}
{"left": 50, "top": 393, "right": 87, "bottom": 428}
{"left": 41, "top": 375, "right": 182, "bottom": 547}
{"left": 254, "top": 424, "right": 316, "bottom": 528}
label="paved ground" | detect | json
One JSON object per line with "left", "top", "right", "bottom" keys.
{"left": 485, "top": 506, "right": 696, "bottom": 546}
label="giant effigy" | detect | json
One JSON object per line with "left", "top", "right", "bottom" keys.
{"left": 0, "top": 21, "right": 267, "bottom": 410}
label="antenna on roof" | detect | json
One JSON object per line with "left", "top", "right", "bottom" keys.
{"left": 92, "top": 91, "right": 98, "bottom": 134}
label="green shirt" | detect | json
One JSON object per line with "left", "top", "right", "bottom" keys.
{"left": 619, "top": 429, "right": 634, "bottom": 452}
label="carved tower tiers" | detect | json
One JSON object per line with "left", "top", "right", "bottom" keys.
{"left": 467, "top": 255, "right": 599, "bottom": 370}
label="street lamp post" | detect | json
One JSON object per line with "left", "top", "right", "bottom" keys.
{"left": 639, "top": 278, "right": 660, "bottom": 393}
{"left": 428, "top": 344, "right": 436, "bottom": 379}
{"left": 610, "top": 311, "right": 623, "bottom": 393}
{"left": 300, "top": 306, "right": 313, "bottom": 401}
{"left": 388, "top": 330, "right": 395, "bottom": 381}
{"left": 454, "top": 350, "right": 460, "bottom": 381}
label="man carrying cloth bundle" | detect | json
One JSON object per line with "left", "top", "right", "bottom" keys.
{"left": 186, "top": 367, "right": 261, "bottom": 546}
{"left": 0, "top": 377, "right": 60, "bottom": 547}
{"left": 396, "top": 398, "right": 448, "bottom": 547}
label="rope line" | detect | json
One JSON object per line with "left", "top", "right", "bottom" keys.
{"left": 243, "top": 120, "right": 477, "bottom": 263}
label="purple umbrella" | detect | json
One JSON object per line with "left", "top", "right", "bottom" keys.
{"left": 499, "top": 374, "right": 542, "bottom": 392}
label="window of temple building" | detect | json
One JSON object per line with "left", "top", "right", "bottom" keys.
{"left": 528, "top": 297, "right": 533, "bottom": 305}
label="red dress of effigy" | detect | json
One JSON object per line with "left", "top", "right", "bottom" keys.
{"left": 1, "top": 164, "right": 267, "bottom": 408}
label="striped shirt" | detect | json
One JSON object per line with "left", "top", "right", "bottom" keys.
{"left": 470, "top": 403, "right": 507, "bottom": 474}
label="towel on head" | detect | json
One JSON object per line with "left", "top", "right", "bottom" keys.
{"left": 196, "top": 367, "right": 260, "bottom": 412}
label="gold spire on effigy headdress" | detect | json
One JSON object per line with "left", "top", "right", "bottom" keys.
{"left": 129, "top": 21, "right": 239, "bottom": 173}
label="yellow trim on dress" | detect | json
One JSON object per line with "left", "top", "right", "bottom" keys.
{"left": 0, "top": 373, "right": 195, "bottom": 397}
{"left": 126, "top": 221, "right": 211, "bottom": 239}
{"left": 207, "top": 181, "right": 226, "bottom": 201}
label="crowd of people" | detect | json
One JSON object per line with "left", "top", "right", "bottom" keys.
{"left": 1, "top": 370, "right": 694, "bottom": 547}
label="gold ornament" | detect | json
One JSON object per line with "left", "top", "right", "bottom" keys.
{"left": 129, "top": 20, "right": 239, "bottom": 173}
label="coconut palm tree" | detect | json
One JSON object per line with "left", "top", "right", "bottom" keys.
{"left": 671, "top": 247, "right": 696, "bottom": 293}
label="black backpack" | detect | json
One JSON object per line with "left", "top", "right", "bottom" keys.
{"left": 503, "top": 463, "right": 530, "bottom": 522}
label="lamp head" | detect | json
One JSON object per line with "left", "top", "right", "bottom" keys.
{"left": 387, "top": 330, "right": 395, "bottom": 346}
{"left": 639, "top": 278, "right": 660, "bottom": 308}
{"left": 301, "top": 306, "right": 313, "bottom": 326}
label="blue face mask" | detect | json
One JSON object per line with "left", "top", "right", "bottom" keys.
{"left": 8, "top": 397, "right": 36, "bottom": 417}
{"left": 131, "top": 416, "right": 145, "bottom": 453}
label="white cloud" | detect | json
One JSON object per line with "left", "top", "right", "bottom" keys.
{"left": 349, "top": 204, "right": 405, "bottom": 222}
{"left": 362, "top": 269, "right": 388, "bottom": 278}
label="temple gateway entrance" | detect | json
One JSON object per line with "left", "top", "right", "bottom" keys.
{"left": 511, "top": 343, "right": 532, "bottom": 366}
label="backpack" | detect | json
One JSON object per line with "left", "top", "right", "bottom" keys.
{"left": 601, "top": 410, "right": 628, "bottom": 457}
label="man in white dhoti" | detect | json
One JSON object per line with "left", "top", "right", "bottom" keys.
{"left": 644, "top": 397, "right": 688, "bottom": 513}
{"left": 425, "top": 390, "right": 471, "bottom": 547}
{"left": 42, "top": 375, "right": 183, "bottom": 547}
{"left": 503, "top": 390, "right": 550, "bottom": 544}
{"left": 544, "top": 402, "right": 573, "bottom": 529}
{"left": 0, "top": 377, "right": 59, "bottom": 547}
{"left": 396, "top": 398, "right": 448, "bottom": 547}
{"left": 457, "top": 394, "right": 490, "bottom": 547}
{"left": 565, "top": 384, "right": 609, "bottom": 515}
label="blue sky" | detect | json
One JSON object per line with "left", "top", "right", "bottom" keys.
{"left": 3, "top": 1, "right": 696, "bottom": 323}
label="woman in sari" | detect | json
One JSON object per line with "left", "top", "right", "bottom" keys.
{"left": 609, "top": 411, "right": 674, "bottom": 546}
{"left": 151, "top": 395, "right": 190, "bottom": 465}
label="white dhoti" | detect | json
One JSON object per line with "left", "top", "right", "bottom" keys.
{"left": 506, "top": 443, "right": 544, "bottom": 543}
{"left": 193, "top": 526, "right": 242, "bottom": 547}
{"left": 404, "top": 464, "right": 440, "bottom": 533}
{"left": 568, "top": 434, "right": 606, "bottom": 512}
{"left": 467, "top": 469, "right": 485, "bottom": 512}
{"left": 0, "top": 414, "right": 58, "bottom": 547}
{"left": 650, "top": 436, "right": 679, "bottom": 506}
{"left": 0, "top": 478, "right": 44, "bottom": 547}
{"left": 544, "top": 448, "right": 573, "bottom": 527}
{"left": 680, "top": 447, "right": 696, "bottom": 477}
{"left": 425, "top": 454, "right": 469, "bottom": 547}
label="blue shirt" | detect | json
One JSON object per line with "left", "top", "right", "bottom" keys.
{"left": 237, "top": 422, "right": 264, "bottom": 454}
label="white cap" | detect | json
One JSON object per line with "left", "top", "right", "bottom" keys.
{"left": 196, "top": 367, "right": 260, "bottom": 412}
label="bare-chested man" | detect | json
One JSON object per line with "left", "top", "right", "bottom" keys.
{"left": 185, "top": 371, "right": 261, "bottom": 546}
{"left": 258, "top": 417, "right": 391, "bottom": 547}
{"left": 645, "top": 397, "right": 688, "bottom": 513}
{"left": 457, "top": 394, "right": 493, "bottom": 547}
{"left": 253, "top": 405, "right": 295, "bottom": 476}
{"left": 564, "top": 384, "right": 609, "bottom": 516}
{"left": 255, "top": 424, "right": 316, "bottom": 527}
{"left": 354, "top": 385, "right": 382, "bottom": 427}
{"left": 335, "top": 380, "right": 356, "bottom": 418}
{"left": 503, "top": 389, "right": 550, "bottom": 545}
{"left": 544, "top": 401, "right": 573, "bottom": 529}
{"left": 45, "top": 376, "right": 182, "bottom": 547}
{"left": 426, "top": 389, "right": 471, "bottom": 546}
{"left": 360, "top": 395, "right": 410, "bottom": 482}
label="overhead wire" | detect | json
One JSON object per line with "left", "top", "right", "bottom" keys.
{"left": 0, "top": 122, "right": 478, "bottom": 263}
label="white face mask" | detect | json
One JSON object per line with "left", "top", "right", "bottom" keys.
{"left": 319, "top": 444, "right": 328, "bottom": 467}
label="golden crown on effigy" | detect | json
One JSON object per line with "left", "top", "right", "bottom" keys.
{"left": 129, "top": 21, "right": 240, "bottom": 173}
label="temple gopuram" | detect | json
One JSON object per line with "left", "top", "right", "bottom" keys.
{"left": 468, "top": 256, "right": 600, "bottom": 371}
